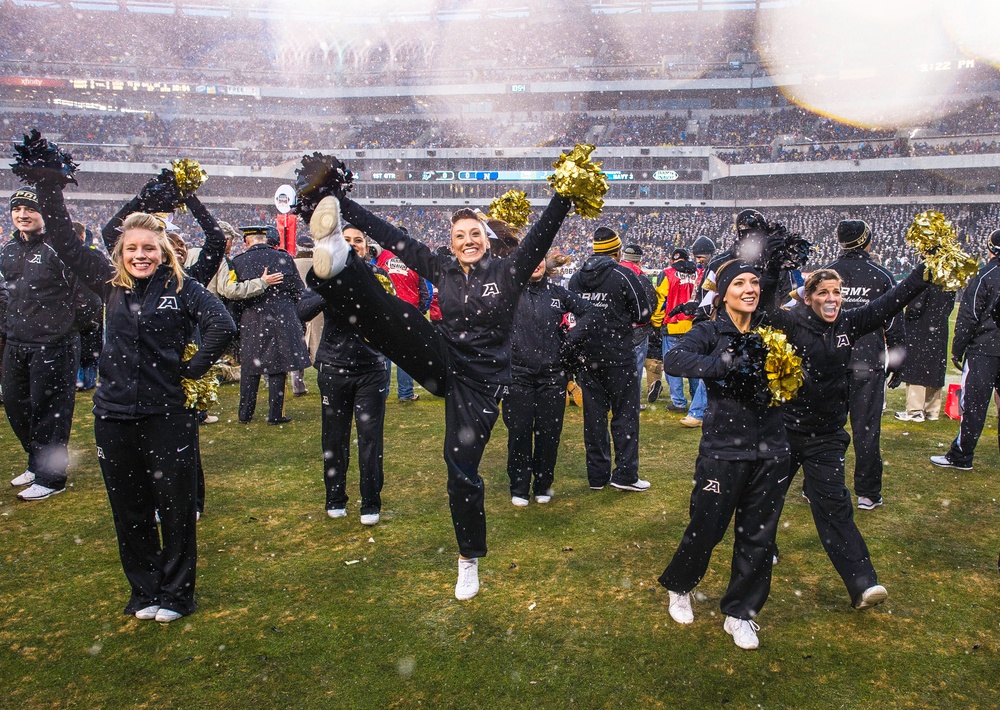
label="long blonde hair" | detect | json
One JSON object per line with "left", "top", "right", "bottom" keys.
{"left": 110, "top": 213, "right": 185, "bottom": 292}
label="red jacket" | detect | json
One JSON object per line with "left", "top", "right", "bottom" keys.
{"left": 376, "top": 249, "right": 423, "bottom": 307}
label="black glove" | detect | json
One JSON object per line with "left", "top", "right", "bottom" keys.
{"left": 138, "top": 169, "right": 182, "bottom": 213}
{"left": 292, "top": 152, "right": 354, "bottom": 222}
{"left": 558, "top": 339, "right": 586, "bottom": 377}
{"left": 886, "top": 370, "right": 903, "bottom": 389}
{"left": 668, "top": 301, "right": 697, "bottom": 318}
{"left": 11, "top": 129, "right": 78, "bottom": 187}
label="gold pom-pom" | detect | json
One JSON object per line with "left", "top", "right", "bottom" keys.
{"left": 488, "top": 190, "right": 532, "bottom": 231}
{"left": 905, "top": 211, "right": 979, "bottom": 291}
{"left": 171, "top": 158, "right": 208, "bottom": 212}
{"left": 547, "top": 144, "right": 608, "bottom": 219}
{"left": 180, "top": 343, "right": 223, "bottom": 410}
{"left": 375, "top": 271, "right": 396, "bottom": 296}
{"left": 755, "top": 326, "right": 803, "bottom": 406}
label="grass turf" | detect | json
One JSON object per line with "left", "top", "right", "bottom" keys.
{"left": 0, "top": 374, "right": 997, "bottom": 708}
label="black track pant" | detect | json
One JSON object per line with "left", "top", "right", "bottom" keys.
{"left": 577, "top": 363, "right": 640, "bottom": 488}
{"left": 501, "top": 379, "right": 567, "bottom": 498}
{"left": 309, "top": 254, "right": 500, "bottom": 558}
{"left": 318, "top": 366, "right": 386, "bottom": 515}
{"left": 783, "top": 429, "right": 878, "bottom": 602}
{"left": 2, "top": 339, "right": 80, "bottom": 489}
{"left": 93, "top": 411, "right": 199, "bottom": 616}
{"left": 848, "top": 368, "right": 885, "bottom": 499}
{"left": 659, "top": 455, "right": 788, "bottom": 620}
{"left": 239, "top": 372, "right": 287, "bottom": 422}
{"left": 947, "top": 354, "right": 1000, "bottom": 467}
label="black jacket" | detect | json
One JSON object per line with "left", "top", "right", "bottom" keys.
{"left": 510, "top": 276, "right": 594, "bottom": 385}
{"left": 954, "top": 257, "right": 1000, "bottom": 360}
{"left": 902, "top": 288, "right": 956, "bottom": 387}
{"left": 0, "top": 226, "right": 99, "bottom": 347}
{"left": 103, "top": 193, "right": 226, "bottom": 288}
{"left": 231, "top": 243, "right": 311, "bottom": 375}
{"left": 662, "top": 309, "right": 788, "bottom": 462}
{"left": 35, "top": 184, "right": 236, "bottom": 418}
{"left": 298, "top": 261, "right": 392, "bottom": 375}
{"left": 824, "top": 250, "right": 903, "bottom": 370}
{"left": 771, "top": 265, "right": 929, "bottom": 436}
{"left": 567, "top": 255, "right": 652, "bottom": 365}
{"left": 340, "top": 194, "right": 571, "bottom": 393}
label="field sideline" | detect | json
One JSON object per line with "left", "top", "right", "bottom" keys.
{"left": 0, "top": 373, "right": 997, "bottom": 708}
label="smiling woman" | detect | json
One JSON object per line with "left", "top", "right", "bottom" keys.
{"left": 24, "top": 160, "right": 236, "bottom": 624}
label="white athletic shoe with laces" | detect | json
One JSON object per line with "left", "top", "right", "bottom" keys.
{"left": 10, "top": 470, "right": 35, "bottom": 487}
{"left": 17, "top": 484, "right": 62, "bottom": 501}
{"left": 455, "top": 557, "right": 480, "bottom": 600}
{"left": 360, "top": 513, "right": 380, "bottom": 526}
{"left": 854, "top": 584, "right": 888, "bottom": 610}
{"left": 724, "top": 616, "right": 760, "bottom": 650}
{"left": 309, "top": 196, "right": 350, "bottom": 279}
{"left": 668, "top": 591, "right": 694, "bottom": 625}
{"left": 134, "top": 606, "right": 160, "bottom": 620}
{"left": 511, "top": 496, "right": 530, "bottom": 507}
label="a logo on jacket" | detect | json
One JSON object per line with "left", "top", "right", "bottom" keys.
{"left": 96, "top": 446, "right": 105, "bottom": 459}
{"left": 482, "top": 282, "right": 500, "bottom": 297}
{"left": 157, "top": 296, "right": 179, "bottom": 310}
{"left": 551, "top": 298, "right": 561, "bottom": 309}
{"left": 703, "top": 479, "right": 722, "bottom": 494}
{"left": 836, "top": 334, "right": 851, "bottom": 348}
{"left": 28, "top": 254, "right": 42, "bottom": 264}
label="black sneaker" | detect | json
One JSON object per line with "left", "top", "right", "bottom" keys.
{"left": 647, "top": 380, "right": 662, "bottom": 403}
{"left": 930, "top": 455, "right": 972, "bottom": 470}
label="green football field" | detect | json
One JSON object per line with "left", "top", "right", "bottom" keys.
{"left": 1, "top": 372, "right": 997, "bottom": 708}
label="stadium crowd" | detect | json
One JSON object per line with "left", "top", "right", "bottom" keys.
{"left": 5, "top": 104, "right": 1000, "bottom": 165}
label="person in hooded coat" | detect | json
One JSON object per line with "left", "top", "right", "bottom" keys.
{"left": 895, "top": 288, "right": 956, "bottom": 422}
{"left": 230, "top": 225, "right": 311, "bottom": 424}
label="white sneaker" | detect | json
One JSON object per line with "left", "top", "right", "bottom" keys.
{"left": 854, "top": 584, "right": 888, "bottom": 609}
{"left": 667, "top": 591, "right": 694, "bottom": 625}
{"left": 17, "top": 484, "right": 63, "bottom": 501}
{"left": 534, "top": 488, "right": 554, "bottom": 504}
{"left": 610, "top": 478, "right": 651, "bottom": 492}
{"left": 360, "top": 513, "right": 380, "bottom": 526}
{"left": 724, "top": 616, "right": 760, "bottom": 650}
{"left": 135, "top": 605, "right": 160, "bottom": 620}
{"left": 455, "top": 557, "right": 479, "bottom": 600}
{"left": 894, "top": 411, "right": 924, "bottom": 422}
{"left": 154, "top": 608, "right": 183, "bottom": 623}
{"left": 857, "top": 496, "right": 883, "bottom": 511}
{"left": 310, "top": 196, "right": 350, "bottom": 278}
{"left": 930, "top": 455, "right": 972, "bottom": 470}
{"left": 511, "top": 496, "right": 530, "bottom": 507}
{"left": 10, "top": 470, "right": 35, "bottom": 487}
{"left": 327, "top": 508, "right": 347, "bottom": 519}
{"left": 201, "top": 415, "right": 219, "bottom": 425}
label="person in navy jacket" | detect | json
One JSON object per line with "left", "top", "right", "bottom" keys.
{"left": 37, "top": 181, "right": 235, "bottom": 623}
{"left": 503, "top": 253, "right": 594, "bottom": 506}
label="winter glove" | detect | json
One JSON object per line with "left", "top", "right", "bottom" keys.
{"left": 668, "top": 301, "right": 697, "bottom": 318}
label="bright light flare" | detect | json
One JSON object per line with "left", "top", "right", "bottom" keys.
{"left": 756, "top": 0, "right": 962, "bottom": 129}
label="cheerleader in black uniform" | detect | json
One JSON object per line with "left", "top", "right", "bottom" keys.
{"left": 766, "top": 264, "right": 930, "bottom": 610}
{"left": 503, "top": 254, "right": 594, "bottom": 506}
{"left": 300, "top": 162, "right": 580, "bottom": 600}
{"left": 659, "top": 260, "right": 789, "bottom": 650}
{"left": 35, "top": 176, "right": 235, "bottom": 622}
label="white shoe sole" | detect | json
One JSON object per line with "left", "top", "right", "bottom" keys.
{"left": 610, "top": 480, "right": 650, "bottom": 492}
